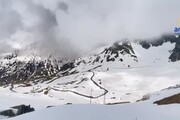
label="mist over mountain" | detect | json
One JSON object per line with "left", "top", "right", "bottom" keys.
{"left": 0, "top": 0, "right": 180, "bottom": 58}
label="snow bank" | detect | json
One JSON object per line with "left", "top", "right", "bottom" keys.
{"left": 8, "top": 103, "right": 180, "bottom": 120}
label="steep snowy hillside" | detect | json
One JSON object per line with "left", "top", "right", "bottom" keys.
{"left": 72, "top": 34, "right": 180, "bottom": 72}
{"left": 143, "top": 84, "right": 180, "bottom": 104}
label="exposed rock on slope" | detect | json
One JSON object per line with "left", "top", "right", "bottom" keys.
{"left": 154, "top": 93, "right": 180, "bottom": 105}
{"left": 0, "top": 34, "right": 180, "bottom": 86}
{"left": 0, "top": 52, "right": 73, "bottom": 86}
{"left": 138, "top": 34, "right": 180, "bottom": 62}
{"left": 0, "top": 105, "right": 34, "bottom": 118}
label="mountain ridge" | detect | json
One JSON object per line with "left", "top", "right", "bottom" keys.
{"left": 1, "top": 34, "right": 180, "bottom": 86}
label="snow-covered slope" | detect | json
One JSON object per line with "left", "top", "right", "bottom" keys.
{"left": 7, "top": 104, "right": 180, "bottom": 120}
{"left": 0, "top": 34, "right": 180, "bottom": 119}
{"left": 6, "top": 84, "right": 180, "bottom": 120}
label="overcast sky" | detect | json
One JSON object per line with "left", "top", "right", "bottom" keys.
{"left": 0, "top": 0, "right": 180, "bottom": 57}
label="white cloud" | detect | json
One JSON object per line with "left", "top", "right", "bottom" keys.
{"left": 0, "top": 0, "right": 180, "bottom": 56}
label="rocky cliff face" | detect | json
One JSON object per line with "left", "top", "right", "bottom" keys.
{"left": 0, "top": 51, "right": 73, "bottom": 86}
{"left": 138, "top": 34, "right": 180, "bottom": 62}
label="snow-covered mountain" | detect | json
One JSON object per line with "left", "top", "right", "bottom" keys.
{"left": 0, "top": 34, "right": 180, "bottom": 119}
{"left": 1, "top": 34, "right": 180, "bottom": 84}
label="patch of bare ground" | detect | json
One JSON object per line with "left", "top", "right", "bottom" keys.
{"left": 154, "top": 93, "right": 180, "bottom": 105}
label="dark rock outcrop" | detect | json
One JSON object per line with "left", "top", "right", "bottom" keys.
{"left": 103, "top": 41, "right": 136, "bottom": 58}
{"left": 11, "top": 104, "right": 35, "bottom": 115}
{"left": 0, "top": 109, "right": 15, "bottom": 117}
{"left": 139, "top": 34, "right": 180, "bottom": 62}
{"left": 0, "top": 104, "right": 35, "bottom": 118}
{"left": 102, "top": 41, "right": 137, "bottom": 62}
{"left": 169, "top": 42, "right": 180, "bottom": 62}
{"left": 154, "top": 93, "right": 180, "bottom": 105}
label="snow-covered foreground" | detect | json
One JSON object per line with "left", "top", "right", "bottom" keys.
{"left": 8, "top": 103, "right": 180, "bottom": 120}
{"left": 0, "top": 91, "right": 60, "bottom": 111}
{"left": 6, "top": 86, "right": 180, "bottom": 120}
